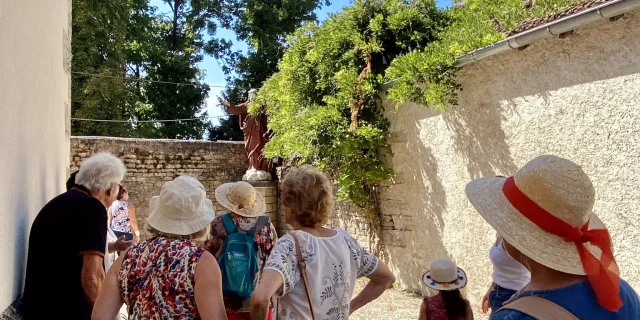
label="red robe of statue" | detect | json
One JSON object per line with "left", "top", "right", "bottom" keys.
{"left": 225, "top": 101, "right": 271, "bottom": 172}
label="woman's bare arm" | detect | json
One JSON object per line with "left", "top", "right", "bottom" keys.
{"left": 194, "top": 251, "right": 228, "bottom": 320}
{"left": 92, "top": 254, "right": 125, "bottom": 320}
{"left": 127, "top": 203, "right": 139, "bottom": 240}
{"left": 349, "top": 261, "right": 396, "bottom": 314}
{"left": 251, "top": 270, "right": 283, "bottom": 320}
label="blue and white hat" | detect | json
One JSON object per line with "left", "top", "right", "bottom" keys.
{"left": 422, "top": 258, "right": 467, "bottom": 291}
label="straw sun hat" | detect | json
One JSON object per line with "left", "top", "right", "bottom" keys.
{"left": 147, "top": 176, "right": 215, "bottom": 235}
{"left": 423, "top": 258, "right": 467, "bottom": 291}
{"left": 215, "top": 181, "right": 265, "bottom": 217}
{"left": 465, "top": 155, "right": 608, "bottom": 275}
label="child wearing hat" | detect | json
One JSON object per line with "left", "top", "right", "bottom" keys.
{"left": 419, "top": 258, "right": 474, "bottom": 320}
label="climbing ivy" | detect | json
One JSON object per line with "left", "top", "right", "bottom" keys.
{"left": 251, "top": 0, "right": 447, "bottom": 208}
{"left": 252, "top": 0, "right": 581, "bottom": 210}
{"left": 386, "top": 0, "right": 581, "bottom": 109}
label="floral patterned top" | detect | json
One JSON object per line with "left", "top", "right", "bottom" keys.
{"left": 109, "top": 200, "right": 132, "bottom": 233}
{"left": 119, "top": 236, "right": 205, "bottom": 319}
{"left": 264, "top": 229, "right": 379, "bottom": 320}
{"left": 204, "top": 213, "right": 278, "bottom": 313}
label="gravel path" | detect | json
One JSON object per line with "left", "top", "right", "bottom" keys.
{"left": 350, "top": 280, "right": 423, "bottom": 320}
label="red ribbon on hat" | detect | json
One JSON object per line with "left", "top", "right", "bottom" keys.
{"left": 502, "top": 176, "right": 622, "bottom": 311}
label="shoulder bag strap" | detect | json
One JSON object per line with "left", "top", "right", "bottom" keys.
{"left": 497, "top": 296, "right": 579, "bottom": 320}
{"left": 291, "top": 232, "right": 317, "bottom": 320}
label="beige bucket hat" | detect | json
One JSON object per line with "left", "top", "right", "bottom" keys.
{"left": 215, "top": 181, "right": 265, "bottom": 217}
{"left": 423, "top": 258, "right": 467, "bottom": 291}
{"left": 147, "top": 176, "right": 215, "bottom": 235}
{"left": 465, "top": 155, "right": 609, "bottom": 275}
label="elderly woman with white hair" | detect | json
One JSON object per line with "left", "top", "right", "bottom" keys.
{"left": 93, "top": 175, "right": 227, "bottom": 320}
{"left": 23, "top": 152, "right": 126, "bottom": 320}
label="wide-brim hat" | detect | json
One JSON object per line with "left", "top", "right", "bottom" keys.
{"left": 465, "top": 155, "right": 607, "bottom": 275}
{"left": 147, "top": 176, "right": 215, "bottom": 235}
{"left": 215, "top": 181, "right": 265, "bottom": 217}
{"left": 422, "top": 258, "right": 467, "bottom": 291}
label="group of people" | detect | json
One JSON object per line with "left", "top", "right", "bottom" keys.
{"left": 19, "top": 152, "right": 640, "bottom": 319}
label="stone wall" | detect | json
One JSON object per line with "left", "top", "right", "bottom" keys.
{"left": 381, "top": 10, "right": 640, "bottom": 317}
{"left": 70, "top": 137, "right": 248, "bottom": 228}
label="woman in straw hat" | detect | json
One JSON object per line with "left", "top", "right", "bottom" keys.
{"left": 419, "top": 258, "right": 473, "bottom": 320}
{"left": 250, "top": 166, "right": 396, "bottom": 320}
{"left": 93, "top": 176, "right": 227, "bottom": 320}
{"left": 204, "top": 181, "right": 278, "bottom": 320}
{"left": 466, "top": 155, "right": 639, "bottom": 319}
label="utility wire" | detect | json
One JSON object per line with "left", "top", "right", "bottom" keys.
{"left": 71, "top": 115, "right": 228, "bottom": 123}
{"left": 71, "top": 71, "right": 227, "bottom": 88}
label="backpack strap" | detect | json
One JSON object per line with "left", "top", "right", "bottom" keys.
{"left": 221, "top": 213, "right": 237, "bottom": 234}
{"left": 497, "top": 296, "right": 579, "bottom": 320}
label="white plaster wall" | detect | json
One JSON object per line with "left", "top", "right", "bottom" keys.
{"left": 382, "top": 11, "right": 640, "bottom": 317}
{"left": 0, "top": 0, "right": 71, "bottom": 310}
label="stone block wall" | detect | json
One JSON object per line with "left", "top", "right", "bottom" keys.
{"left": 70, "top": 137, "right": 247, "bottom": 230}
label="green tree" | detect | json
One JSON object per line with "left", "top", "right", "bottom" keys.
{"left": 72, "top": 0, "right": 221, "bottom": 139}
{"left": 252, "top": 0, "right": 447, "bottom": 208}
{"left": 71, "top": 0, "right": 132, "bottom": 136}
{"left": 205, "top": 0, "right": 329, "bottom": 141}
{"left": 386, "top": 0, "right": 580, "bottom": 108}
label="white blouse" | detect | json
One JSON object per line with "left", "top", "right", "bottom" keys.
{"left": 265, "top": 229, "right": 379, "bottom": 320}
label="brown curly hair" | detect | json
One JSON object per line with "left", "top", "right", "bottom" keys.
{"left": 281, "top": 166, "right": 334, "bottom": 228}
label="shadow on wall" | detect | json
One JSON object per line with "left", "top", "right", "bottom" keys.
{"left": 380, "top": 104, "right": 451, "bottom": 294}
{"left": 380, "top": 13, "right": 640, "bottom": 298}
{"left": 442, "top": 100, "right": 518, "bottom": 179}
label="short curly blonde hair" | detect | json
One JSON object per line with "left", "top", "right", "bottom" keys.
{"left": 281, "top": 166, "right": 334, "bottom": 228}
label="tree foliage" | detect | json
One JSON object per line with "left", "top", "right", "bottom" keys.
{"left": 386, "top": 0, "right": 581, "bottom": 108}
{"left": 206, "top": 0, "right": 328, "bottom": 141}
{"left": 72, "top": 0, "right": 216, "bottom": 139}
{"left": 252, "top": 0, "right": 447, "bottom": 207}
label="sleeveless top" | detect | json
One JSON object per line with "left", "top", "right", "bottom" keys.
{"left": 118, "top": 236, "right": 205, "bottom": 319}
{"left": 423, "top": 295, "right": 468, "bottom": 320}
{"left": 489, "top": 235, "right": 530, "bottom": 291}
{"left": 110, "top": 200, "right": 132, "bottom": 233}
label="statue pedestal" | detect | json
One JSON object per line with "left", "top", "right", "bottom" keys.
{"left": 243, "top": 169, "right": 272, "bottom": 182}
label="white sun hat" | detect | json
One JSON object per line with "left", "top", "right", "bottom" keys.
{"left": 465, "top": 155, "right": 610, "bottom": 275}
{"left": 215, "top": 181, "right": 265, "bottom": 217}
{"left": 147, "top": 175, "right": 215, "bottom": 235}
{"left": 422, "top": 258, "right": 467, "bottom": 291}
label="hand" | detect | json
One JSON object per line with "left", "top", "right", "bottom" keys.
{"left": 481, "top": 287, "right": 491, "bottom": 314}
{"left": 222, "top": 99, "right": 231, "bottom": 108}
{"left": 113, "top": 236, "right": 134, "bottom": 251}
{"left": 133, "top": 234, "right": 140, "bottom": 244}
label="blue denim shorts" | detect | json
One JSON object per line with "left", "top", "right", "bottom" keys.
{"left": 489, "top": 287, "right": 517, "bottom": 315}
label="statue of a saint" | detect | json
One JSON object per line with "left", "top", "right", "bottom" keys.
{"left": 222, "top": 89, "right": 272, "bottom": 181}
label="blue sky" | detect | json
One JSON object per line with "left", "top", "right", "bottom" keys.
{"left": 149, "top": 0, "right": 451, "bottom": 124}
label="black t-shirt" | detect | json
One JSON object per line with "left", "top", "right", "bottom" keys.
{"left": 22, "top": 189, "right": 107, "bottom": 320}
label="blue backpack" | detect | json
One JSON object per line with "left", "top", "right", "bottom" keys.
{"left": 218, "top": 213, "right": 269, "bottom": 298}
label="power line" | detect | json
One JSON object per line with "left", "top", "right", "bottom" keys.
{"left": 71, "top": 115, "right": 228, "bottom": 123}
{"left": 71, "top": 71, "right": 227, "bottom": 88}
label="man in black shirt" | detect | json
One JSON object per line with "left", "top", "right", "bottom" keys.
{"left": 22, "top": 153, "right": 126, "bottom": 319}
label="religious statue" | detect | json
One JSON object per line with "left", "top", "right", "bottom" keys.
{"left": 222, "top": 89, "right": 272, "bottom": 181}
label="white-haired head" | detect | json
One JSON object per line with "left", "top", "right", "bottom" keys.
{"left": 76, "top": 152, "right": 126, "bottom": 193}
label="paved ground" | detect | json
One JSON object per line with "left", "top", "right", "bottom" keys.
{"left": 350, "top": 280, "right": 423, "bottom": 320}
